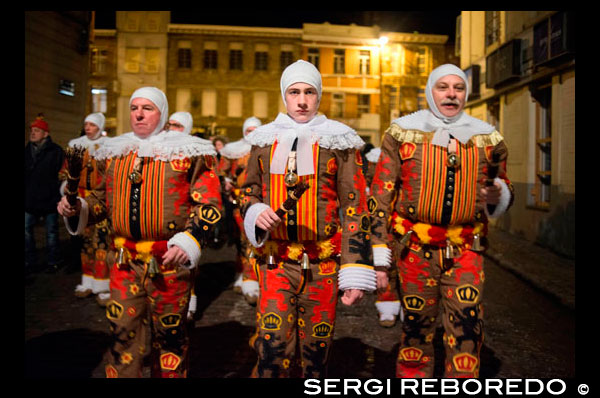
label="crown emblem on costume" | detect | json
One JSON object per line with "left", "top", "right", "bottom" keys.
{"left": 399, "top": 142, "right": 417, "bottom": 160}
{"left": 160, "top": 352, "right": 181, "bottom": 371}
{"left": 261, "top": 312, "right": 282, "bottom": 330}
{"left": 170, "top": 158, "right": 191, "bottom": 172}
{"left": 159, "top": 313, "right": 181, "bottom": 328}
{"left": 312, "top": 322, "right": 333, "bottom": 338}
{"left": 452, "top": 353, "right": 478, "bottom": 372}
{"left": 400, "top": 347, "right": 423, "bottom": 362}
{"left": 457, "top": 284, "right": 480, "bottom": 304}
{"left": 106, "top": 301, "right": 124, "bottom": 321}
{"left": 403, "top": 295, "right": 425, "bottom": 311}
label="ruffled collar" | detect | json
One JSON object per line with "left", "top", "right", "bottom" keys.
{"left": 245, "top": 113, "right": 364, "bottom": 150}
{"left": 365, "top": 147, "right": 381, "bottom": 163}
{"left": 67, "top": 134, "right": 109, "bottom": 156}
{"left": 219, "top": 137, "right": 252, "bottom": 159}
{"left": 245, "top": 113, "right": 364, "bottom": 176}
{"left": 392, "top": 110, "right": 495, "bottom": 147}
{"left": 94, "top": 130, "right": 216, "bottom": 161}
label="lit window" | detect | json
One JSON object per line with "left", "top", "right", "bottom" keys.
{"left": 308, "top": 48, "right": 320, "bottom": 70}
{"left": 202, "top": 89, "right": 217, "bottom": 117}
{"left": 531, "top": 85, "right": 552, "bottom": 208}
{"left": 91, "top": 88, "right": 107, "bottom": 113}
{"left": 228, "top": 90, "right": 243, "bottom": 118}
{"left": 332, "top": 93, "right": 345, "bottom": 118}
{"left": 253, "top": 91, "right": 268, "bottom": 118}
{"left": 359, "top": 50, "right": 370, "bottom": 75}
{"left": 334, "top": 49, "right": 345, "bottom": 74}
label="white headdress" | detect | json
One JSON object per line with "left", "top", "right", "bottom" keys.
{"left": 393, "top": 64, "right": 495, "bottom": 147}
{"left": 169, "top": 111, "right": 193, "bottom": 135}
{"left": 84, "top": 112, "right": 105, "bottom": 138}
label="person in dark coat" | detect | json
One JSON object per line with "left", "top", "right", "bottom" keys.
{"left": 25, "top": 114, "right": 65, "bottom": 272}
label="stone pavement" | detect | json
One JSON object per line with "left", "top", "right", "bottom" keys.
{"left": 484, "top": 227, "right": 575, "bottom": 311}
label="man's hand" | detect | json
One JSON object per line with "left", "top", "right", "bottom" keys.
{"left": 57, "top": 195, "right": 81, "bottom": 217}
{"left": 480, "top": 181, "right": 501, "bottom": 205}
{"left": 255, "top": 207, "right": 281, "bottom": 232}
{"left": 341, "top": 289, "right": 364, "bottom": 306}
{"left": 162, "top": 246, "right": 189, "bottom": 267}
{"left": 376, "top": 268, "right": 389, "bottom": 290}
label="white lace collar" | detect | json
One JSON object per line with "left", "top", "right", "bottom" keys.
{"left": 245, "top": 113, "right": 364, "bottom": 150}
{"left": 219, "top": 138, "right": 252, "bottom": 159}
{"left": 94, "top": 131, "right": 216, "bottom": 161}
{"left": 392, "top": 109, "right": 495, "bottom": 147}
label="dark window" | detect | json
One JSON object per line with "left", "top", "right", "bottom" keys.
{"left": 203, "top": 50, "right": 218, "bottom": 69}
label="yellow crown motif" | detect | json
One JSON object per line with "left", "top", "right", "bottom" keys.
{"left": 400, "top": 347, "right": 423, "bottom": 362}
{"left": 452, "top": 353, "right": 478, "bottom": 372}
{"left": 456, "top": 284, "right": 480, "bottom": 304}
{"left": 312, "top": 322, "right": 333, "bottom": 338}
{"left": 160, "top": 352, "right": 181, "bottom": 371}
{"left": 403, "top": 295, "right": 425, "bottom": 311}
{"left": 261, "top": 312, "right": 282, "bottom": 330}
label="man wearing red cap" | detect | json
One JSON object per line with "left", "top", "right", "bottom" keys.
{"left": 25, "top": 114, "right": 65, "bottom": 273}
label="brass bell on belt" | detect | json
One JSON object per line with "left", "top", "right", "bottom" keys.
{"left": 444, "top": 239, "right": 456, "bottom": 260}
{"left": 400, "top": 230, "right": 413, "bottom": 246}
{"left": 267, "top": 251, "right": 276, "bottom": 269}
{"left": 148, "top": 257, "right": 160, "bottom": 279}
{"left": 301, "top": 252, "right": 310, "bottom": 270}
{"left": 116, "top": 247, "right": 128, "bottom": 268}
{"left": 471, "top": 233, "right": 483, "bottom": 252}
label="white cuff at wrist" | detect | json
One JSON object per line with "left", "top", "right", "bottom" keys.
{"left": 168, "top": 231, "right": 202, "bottom": 270}
{"left": 64, "top": 197, "right": 88, "bottom": 236}
{"left": 338, "top": 266, "right": 377, "bottom": 292}
{"left": 373, "top": 245, "right": 392, "bottom": 267}
{"left": 485, "top": 178, "right": 511, "bottom": 219}
{"left": 244, "top": 202, "right": 271, "bottom": 247}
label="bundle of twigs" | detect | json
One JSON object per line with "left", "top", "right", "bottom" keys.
{"left": 64, "top": 145, "right": 86, "bottom": 206}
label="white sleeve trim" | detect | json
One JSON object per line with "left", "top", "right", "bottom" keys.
{"left": 59, "top": 180, "right": 67, "bottom": 196}
{"left": 373, "top": 246, "right": 392, "bottom": 267}
{"left": 63, "top": 197, "right": 88, "bottom": 236}
{"left": 485, "top": 178, "right": 511, "bottom": 219}
{"left": 168, "top": 232, "right": 202, "bottom": 270}
{"left": 244, "top": 202, "right": 271, "bottom": 248}
{"left": 338, "top": 266, "right": 377, "bottom": 292}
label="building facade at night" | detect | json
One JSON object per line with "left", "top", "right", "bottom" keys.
{"left": 25, "top": 11, "right": 94, "bottom": 147}
{"left": 457, "top": 11, "right": 575, "bottom": 257}
{"left": 86, "top": 11, "right": 451, "bottom": 145}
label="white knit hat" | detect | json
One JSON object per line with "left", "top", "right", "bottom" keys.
{"left": 280, "top": 60, "right": 322, "bottom": 106}
{"left": 169, "top": 111, "right": 193, "bottom": 135}
{"left": 129, "top": 87, "right": 169, "bottom": 136}
{"left": 242, "top": 116, "right": 262, "bottom": 135}
{"left": 84, "top": 112, "right": 105, "bottom": 133}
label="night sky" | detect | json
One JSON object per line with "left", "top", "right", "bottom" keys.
{"left": 94, "top": 10, "right": 460, "bottom": 38}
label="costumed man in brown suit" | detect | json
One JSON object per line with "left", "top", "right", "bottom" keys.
{"left": 370, "top": 64, "right": 513, "bottom": 378}
{"left": 58, "top": 87, "right": 222, "bottom": 378}
{"left": 364, "top": 145, "right": 403, "bottom": 328}
{"left": 62, "top": 112, "right": 112, "bottom": 306}
{"left": 220, "top": 116, "right": 262, "bottom": 305}
{"left": 241, "top": 60, "right": 377, "bottom": 378}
